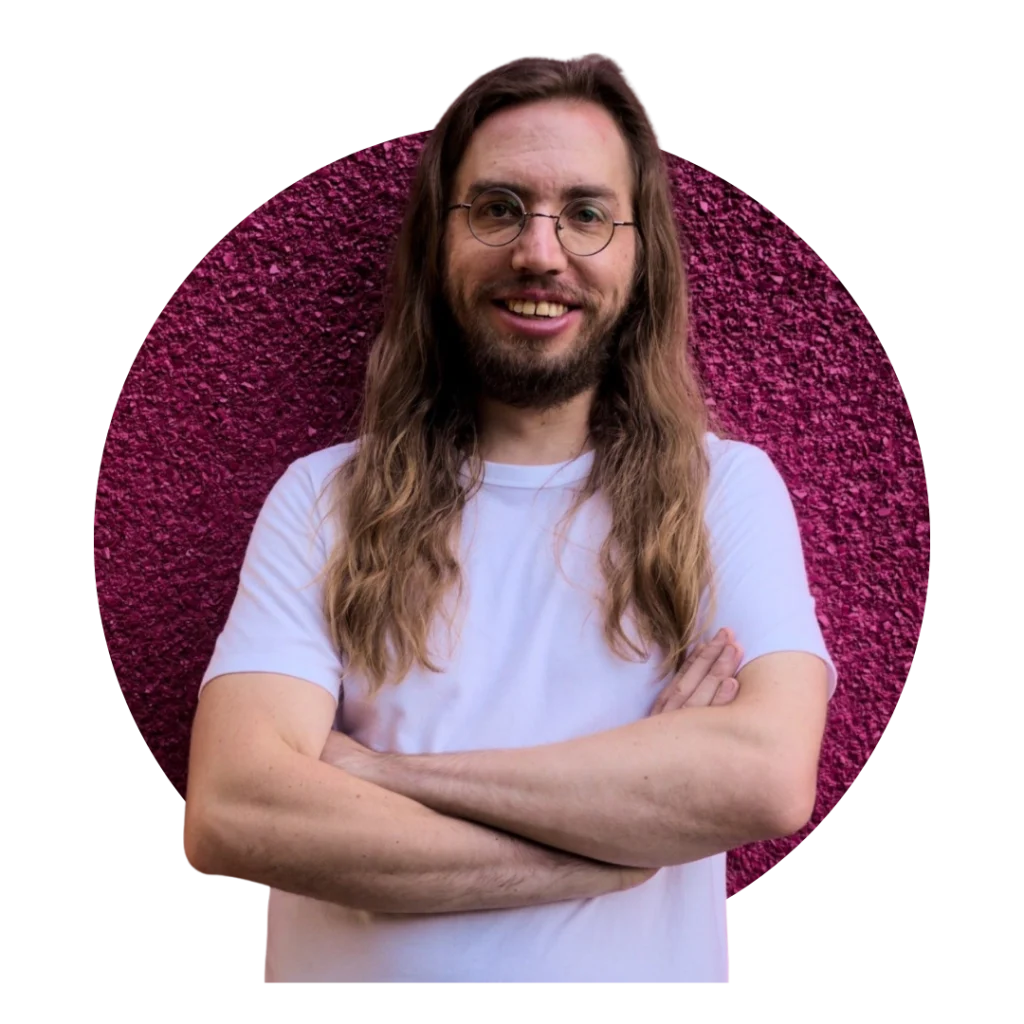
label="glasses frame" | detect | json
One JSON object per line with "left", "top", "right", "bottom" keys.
{"left": 447, "top": 186, "right": 636, "bottom": 257}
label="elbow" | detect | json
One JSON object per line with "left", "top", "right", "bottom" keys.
{"left": 183, "top": 805, "right": 216, "bottom": 874}
{"left": 183, "top": 795, "right": 235, "bottom": 876}
{"left": 761, "top": 767, "right": 818, "bottom": 838}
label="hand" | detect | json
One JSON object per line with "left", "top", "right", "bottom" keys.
{"left": 320, "top": 729, "right": 381, "bottom": 779}
{"left": 649, "top": 628, "right": 743, "bottom": 716}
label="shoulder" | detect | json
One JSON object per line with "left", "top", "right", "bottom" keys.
{"left": 704, "top": 430, "right": 766, "bottom": 467}
{"left": 280, "top": 439, "right": 361, "bottom": 493}
{"left": 267, "top": 440, "right": 361, "bottom": 516}
{"left": 245, "top": 440, "right": 361, "bottom": 555}
{"left": 704, "top": 432, "right": 789, "bottom": 516}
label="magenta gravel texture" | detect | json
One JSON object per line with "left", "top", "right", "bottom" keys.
{"left": 94, "top": 133, "right": 929, "bottom": 896}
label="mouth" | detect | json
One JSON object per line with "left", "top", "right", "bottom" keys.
{"left": 489, "top": 298, "right": 583, "bottom": 339}
{"left": 493, "top": 297, "right": 578, "bottom": 320}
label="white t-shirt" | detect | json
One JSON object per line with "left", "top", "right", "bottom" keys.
{"left": 201, "top": 432, "right": 837, "bottom": 982}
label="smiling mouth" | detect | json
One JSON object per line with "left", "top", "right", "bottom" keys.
{"left": 494, "top": 298, "right": 577, "bottom": 319}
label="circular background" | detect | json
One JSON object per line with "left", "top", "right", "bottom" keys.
{"left": 94, "top": 132, "right": 929, "bottom": 897}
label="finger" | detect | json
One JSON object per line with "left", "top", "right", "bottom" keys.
{"left": 660, "top": 688, "right": 696, "bottom": 714}
{"left": 660, "top": 652, "right": 732, "bottom": 715}
{"left": 651, "top": 673, "right": 684, "bottom": 716}
{"left": 681, "top": 674, "right": 725, "bottom": 709}
{"left": 654, "top": 636, "right": 727, "bottom": 713}
{"left": 650, "top": 639, "right": 708, "bottom": 715}
{"left": 684, "top": 629, "right": 729, "bottom": 670}
{"left": 651, "top": 628, "right": 738, "bottom": 716}
{"left": 729, "top": 643, "right": 744, "bottom": 672}
{"left": 681, "top": 643, "right": 740, "bottom": 708}
{"left": 710, "top": 677, "right": 739, "bottom": 706}
{"left": 674, "top": 638, "right": 710, "bottom": 680}
{"left": 662, "top": 673, "right": 735, "bottom": 713}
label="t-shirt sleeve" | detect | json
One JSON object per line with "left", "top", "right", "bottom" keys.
{"left": 701, "top": 440, "right": 838, "bottom": 698}
{"left": 200, "top": 457, "right": 344, "bottom": 702}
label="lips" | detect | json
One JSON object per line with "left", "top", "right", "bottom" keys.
{"left": 491, "top": 300, "right": 582, "bottom": 339}
{"left": 493, "top": 299, "right": 581, "bottom": 313}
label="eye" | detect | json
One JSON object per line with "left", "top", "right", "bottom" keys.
{"left": 565, "top": 201, "right": 610, "bottom": 229}
{"left": 474, "top": 192, "right": 524, "bottom": 222}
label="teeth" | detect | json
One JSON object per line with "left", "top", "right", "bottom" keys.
{"left": 503, "top": 299, "right": 569, "bottom": 318}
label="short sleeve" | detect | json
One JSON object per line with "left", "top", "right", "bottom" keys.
{"left": 701, "top": 439, "right": 838, "bottom": 698}
{"left": 200, "top": 456, "right": 344, "bottom": 701}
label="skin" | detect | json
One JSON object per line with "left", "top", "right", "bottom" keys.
{"left": 443, "top": 98, "right": 639, "bottom": 464}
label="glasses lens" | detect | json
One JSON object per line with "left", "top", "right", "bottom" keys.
{"left": 557, "top": 198, "right": 614, "bottom": 256}
{"left": 469, "top": 190, "right": 526, "bottom": 246}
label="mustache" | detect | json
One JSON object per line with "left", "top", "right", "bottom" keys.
{"left": 478, "top": 280, "right": 591, "bottom": 309}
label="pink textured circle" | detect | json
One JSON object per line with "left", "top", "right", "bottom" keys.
{"left": 94, "top": 134, "right": 928, "bottom": 896}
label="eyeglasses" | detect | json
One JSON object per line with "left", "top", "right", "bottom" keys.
{"left": 447, "top": 187, "right": 635, "bottom": 257}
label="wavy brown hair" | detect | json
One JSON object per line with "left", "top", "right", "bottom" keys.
{"left": 323, "top": 54, "right": 716, "bottom": 694}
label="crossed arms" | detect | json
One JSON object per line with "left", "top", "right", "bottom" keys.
{"left": 184, "top": 633, "right": 829, "bottom": 913}
{"left": 322, "top": 647, "right": 828, "bottom": 868}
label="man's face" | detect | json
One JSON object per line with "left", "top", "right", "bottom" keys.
{"left": 443, "top": 98, "right": 639, "bottom": 411}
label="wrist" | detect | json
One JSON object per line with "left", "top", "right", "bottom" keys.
{"left": 618, "top": 865, "right": 660, "bottom": 890}
{"left": 360, "top": 749, "right": 397, "bottom": 789}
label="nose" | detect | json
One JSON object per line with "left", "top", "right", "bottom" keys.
{"left": 509, "top": 213, "right": 569, "bottom": 275}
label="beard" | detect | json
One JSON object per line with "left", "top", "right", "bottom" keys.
{"left": 444, "top": 277, "right": 630, "bottom": 411}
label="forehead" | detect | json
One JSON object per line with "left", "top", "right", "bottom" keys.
{"left": 452, "top": 98, "right": 634, "bottom": 204}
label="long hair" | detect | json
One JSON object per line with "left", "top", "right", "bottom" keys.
{"left": 323, "top": 54, "right": 715, "bottom": 694}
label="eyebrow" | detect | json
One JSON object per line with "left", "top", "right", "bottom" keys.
{"left": 464, "top": 179, "right": 622, "bottom": 204}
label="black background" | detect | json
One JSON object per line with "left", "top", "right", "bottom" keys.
{"left": 94, "top": 49, "right": 929, "bottom": 983}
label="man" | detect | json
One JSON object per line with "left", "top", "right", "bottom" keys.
{"left": 184, "top": 54, "right": 836, "bottom": 982}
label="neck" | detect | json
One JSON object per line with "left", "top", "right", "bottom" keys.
{"left": 477, "top": 389, "right": 595, "bottom": 465}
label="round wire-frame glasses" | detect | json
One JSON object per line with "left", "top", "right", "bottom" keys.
{"left": 446, "top": 188, "right": 630, "bottom": 260}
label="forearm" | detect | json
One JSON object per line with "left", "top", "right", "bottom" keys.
{"left": 185, "top": 744, "right": 648, "bottom": 914}
{"left": 354, "top": 708, "right": 808, "bottom": 868}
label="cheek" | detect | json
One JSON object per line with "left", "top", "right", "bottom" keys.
{"left": 447, "top": 235, "right": 476, "bottom": 274}
{"left": 618, "top": 244, "right": 641, "bottom": 303}
{"left": 593, "top": 257, "right": 636, "bottom": 307}
{"left": 448, "top": 244, "right": 504, "bottom": 300}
